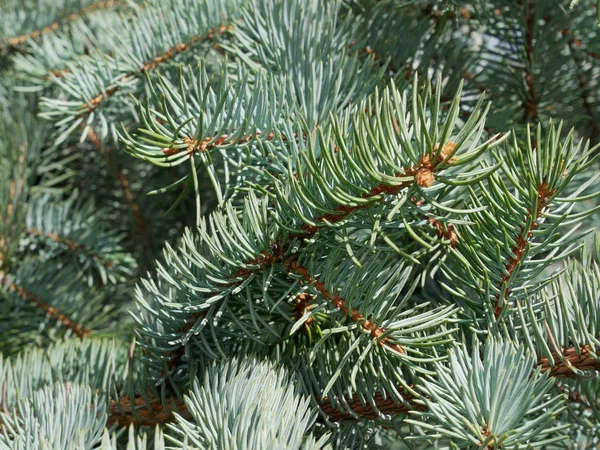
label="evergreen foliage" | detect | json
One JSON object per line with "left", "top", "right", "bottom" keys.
{"left": 1, "top": 0, "right": 600, "bottom": 448}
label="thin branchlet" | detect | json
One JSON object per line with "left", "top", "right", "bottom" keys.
{"left": 24, "top": 227, "right": 113, "bottom": 268}
{"left": 79, "top": 25, "right": 231, "bottom": 114}
{"left": 5, "top": 280, "right": 92, "bottom": 338}
{"left": 2, "top": 0, "right": 124, "bottom": 50}
{"left": 493, "top": 183, "right": 555, "bottom": 317}
{"left": 285, "top": 257, "right": 404, "bottom": 353}
{"left": 290, "top": 142, "right": 457, "bottom": 240}
{"left": 86, "top": 128, "right": 155, "bottom": 262}
{"left": 523, "top": 0, "right": 539, "bottom": 125}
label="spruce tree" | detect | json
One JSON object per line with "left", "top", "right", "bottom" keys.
{"left": 1, "top": 0, "right": 600, "bottom": 448}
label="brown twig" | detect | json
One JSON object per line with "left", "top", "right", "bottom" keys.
{"left": 24, "top": 227, "right": 112, "bottom": 268}
{"left": 0, "top": 174, "right": 26, "bottom": 269}
{"left": 1, "top": 379, "right": 7, "bottom": 414}
{"left": 285, "top": 257, "right": 404, "bottom": 354}
{"left": 161, "top": 247, "right": 285, "bottom": 374}
{"left": 355, "top": 46, "right": 398, "bottom": 73}
{"left": 160, "top": 130, "right": 288, "bottom": 156}
{"left": 564, "top": 33, "right": 599, "bottom": 143}
{"left": 493, "top": 183, "right": 555, "bottom": 318}
{"left": 2, "top": 0, "right": 124, "bottom": 49}
{"left": 557, "top": 384, "right": 591, "bottom": 409}
{"left": 427, "top": 216, "right": 458, "bottom": 247}
{"left": 6, "top": 280, "right": 92, "bottom": 338}
{"left": 319, "top": 386, "right": 425, "bottom": 421}
{"left": 539, "top": 345, "right": 600, "bottom": 378}
{"left": 79, "top": 24, "right": 231, "bottom": 114}
{"left": 106, "top": 394, "right": 192, "bottom": 427}
{"left": 293, "top": 292, "right": 315, "bottom": 329}
{"left": 522, "top": 0, "right": 539, "bottom": 127}
{"left": 143, "top": 25, "right": 231, "bottom": 73}
{"left": 410, "top": 196, "right": 459, "bottom": 248}
{"left": 86, "top": 128, "right": 154, "bottom": 259}
{"left": 289, "top": 143, "right": 457, "bottom": 241}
